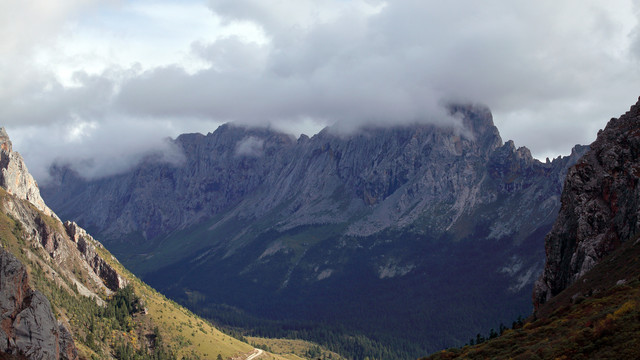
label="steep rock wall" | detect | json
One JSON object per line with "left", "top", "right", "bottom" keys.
{"left": 0, "top": 128, "right": 57, "bottom": 220}
{"left": 534, "top": 96, "right": 640, "bottom": 308}
{"left": 0, "top": 248, "right": 78, "bottom": 359}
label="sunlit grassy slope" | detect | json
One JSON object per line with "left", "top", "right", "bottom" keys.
{"left": 91, "top": 224, "right": 296, "bottom": 360}
{"left": 0, "top": 188, "right": 296, "bottom": 360}
{"left": 247, "top": 336, "right": 345, "bottom": 360}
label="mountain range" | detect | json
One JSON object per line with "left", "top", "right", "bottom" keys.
{"left": 42, "top": 104, "right": 587, "bottom": 357}
{"left": 4, "top": 97, "right": 640, "bottom": 359}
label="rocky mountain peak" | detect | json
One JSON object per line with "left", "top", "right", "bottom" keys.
{"left": 625, "top": 95, "right": 640, "bottom": 117}
{"left": 39, "top": 103, "right": 589, "bottom": 356}
{"left": 0, "top": 128, "right": 57, "bottom": 220}
{"left": 533, "top": 96, "right": 640, "bottom": 308}
{"left": 0, "top": 127, "right": 12, "bottom": 153}
{"left": 449, "top": 103, "right": 503, "bottom": 153}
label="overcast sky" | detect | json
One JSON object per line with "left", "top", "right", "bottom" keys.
{"left": 2, "top": 0, "right": 639, "bottom": 181}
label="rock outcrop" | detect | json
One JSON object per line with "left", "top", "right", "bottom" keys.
{"left": 534, "top": 96, "right": 640, "bottom": 308}
{"left": 0, "top": 128, "right": 57, "bottom": 220}
{"left": 0, "top": 127, "right": 135, "bottom": 358}
{"left": 63, "top": 221, "right": 126, "bottom": 292}
{"left": 0, "top": 248, "right": 78, "bottom": 360}
{"left": 0, "top": 128, "right": 125, "bottom": 297}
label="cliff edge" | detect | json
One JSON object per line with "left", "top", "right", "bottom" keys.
{"left": 534, "top": 96, "right": 640, "bottom": 308}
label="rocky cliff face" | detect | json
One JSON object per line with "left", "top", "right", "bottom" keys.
{"left": 0, "top": 128, "right": 133, "bottom": 359}
{"left": 0, "top": 128, "right": 125, "bottom": 297}
{"left": 0, "top": 126, "right": 268, "bottom": 360}
{"left": 0, "top": 248, "right": 78, "bottom": 360}
{"left": 534, "top": 97, "right": 640, "bottom": 308}
{"left": 0, "top": 128, "right": 57, "bottom": 220}
{"left": 1, "top": 174, "right": 126, "bottom": 298}
{"left": 44, "top": 105, "right": 583, "bottom": 245}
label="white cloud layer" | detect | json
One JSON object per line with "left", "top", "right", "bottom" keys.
{"left": 1, "top": 0, "right": 639, "bottom": 181}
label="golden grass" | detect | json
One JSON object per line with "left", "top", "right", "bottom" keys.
{"left": 0, "top": 188, "right": 331, "bottom": 360}
{"left": 247, "top": 336, "right": 344, "bottom": 360}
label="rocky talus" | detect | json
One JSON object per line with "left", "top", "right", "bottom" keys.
{"left": 534, "top": 96, "right": 640, "bottom": 308}
{"left": 0, "top": 248, "right": 78, "bottom": 360}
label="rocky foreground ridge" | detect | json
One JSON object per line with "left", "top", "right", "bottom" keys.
{"left": 534, "top": 96, "right": 640, "bottom": 307}
{"left": 0, "top": 127, "right": 131, "bottom": 359}
{"left": 0, "top": 128, "right": 126, "bottom": 297}
{"left": 0, "top": 127, "right": 299, "bottom": 360}
{"left": 0, "top": 248, "right": 77, "bottom": 359}
{"left": 0, "top": 128, "right": 56, "bottom": 220}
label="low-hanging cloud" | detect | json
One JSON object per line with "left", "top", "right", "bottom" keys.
{"left": 235, "top": 136, "right": 265, "bottom": 157}
{"left": 2, "top": 0, "right": 640, "bottom": 182}
{"left": 8, "top": 119, "right": 186, "bottom": 183}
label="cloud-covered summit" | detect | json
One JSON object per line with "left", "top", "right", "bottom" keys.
{"left": 1, "top": 0, "right": 639, "bottom": 181}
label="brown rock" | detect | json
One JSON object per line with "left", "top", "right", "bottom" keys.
{"left": 0, "top": 248, "right": 78, "bottom": 359}
{"left": 534, "top": 96, "right": 640, "bottom": 308}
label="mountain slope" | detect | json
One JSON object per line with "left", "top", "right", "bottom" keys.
{"left": 42, "top": 105, "right": 587, "bottom": 357}
{"left": 424, "top": 236, "right": 640, "bottom": 359}
{"left": 534, "top": 97, "right": 640, "bottom": 307}
{"left": 424, "top": 96, "right": 640, "bottom": 359}
{"left": 0, "top": 127, "right": 298, "bottom": 360}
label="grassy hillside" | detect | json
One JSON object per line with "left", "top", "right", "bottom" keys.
{"left": 92, "top": 242, "right": 260, "bottom": 360}
{"left": 247, "top": 337, "right": 344, "bottom": 360}
{"left": 0, "top": 188, "right": 296, "bottom": 360}
{"left": 422, "top": 235, "right": 640, "bottom": 359}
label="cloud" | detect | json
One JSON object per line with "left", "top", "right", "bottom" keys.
{"left": 235, "top": 136, "right": 264, "bottom": 157}
{"left": 8, "top": 118, "right": 187, "bottom": 183}
{"left": 1, "top": 70, "right": 116, "bottom": 126}
{"left": 631, "top": 16, "right": 640, "bottom": 61}
{"left": 2, "top": 1, "right": 640, "bottom": 182}
{"left": 116, "top": 1, "right": 640, "bottom": 139}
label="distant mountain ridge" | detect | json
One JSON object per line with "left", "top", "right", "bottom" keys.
{"left": 42, "top": 104, "right": 587, "bottom": 357}
{"left": 44, "top": 104, "right": 584, "bottom": 246}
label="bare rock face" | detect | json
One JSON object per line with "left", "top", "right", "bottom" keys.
{"left": 41, "top": 104, "right": 588, "bottom": 300}
{"left": 0, "top": 128, "right": 57, "bottom": 220}
{"left": 0, "top": 128, "right": 134, "bottom": 358}
{"left": 534, "top": 96, "right": 640, "bottom": 308}
{"left": 0, "top": 248, "right": 78, "bottom": 360}
{"left": 63, "top": 221, "right": 126, "bottom": 292}
{"left": 43, "top": 105, "right": 583, "bottom": 244}
{"left": 0, "top": 128, "right": 125, "bottom": 297}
